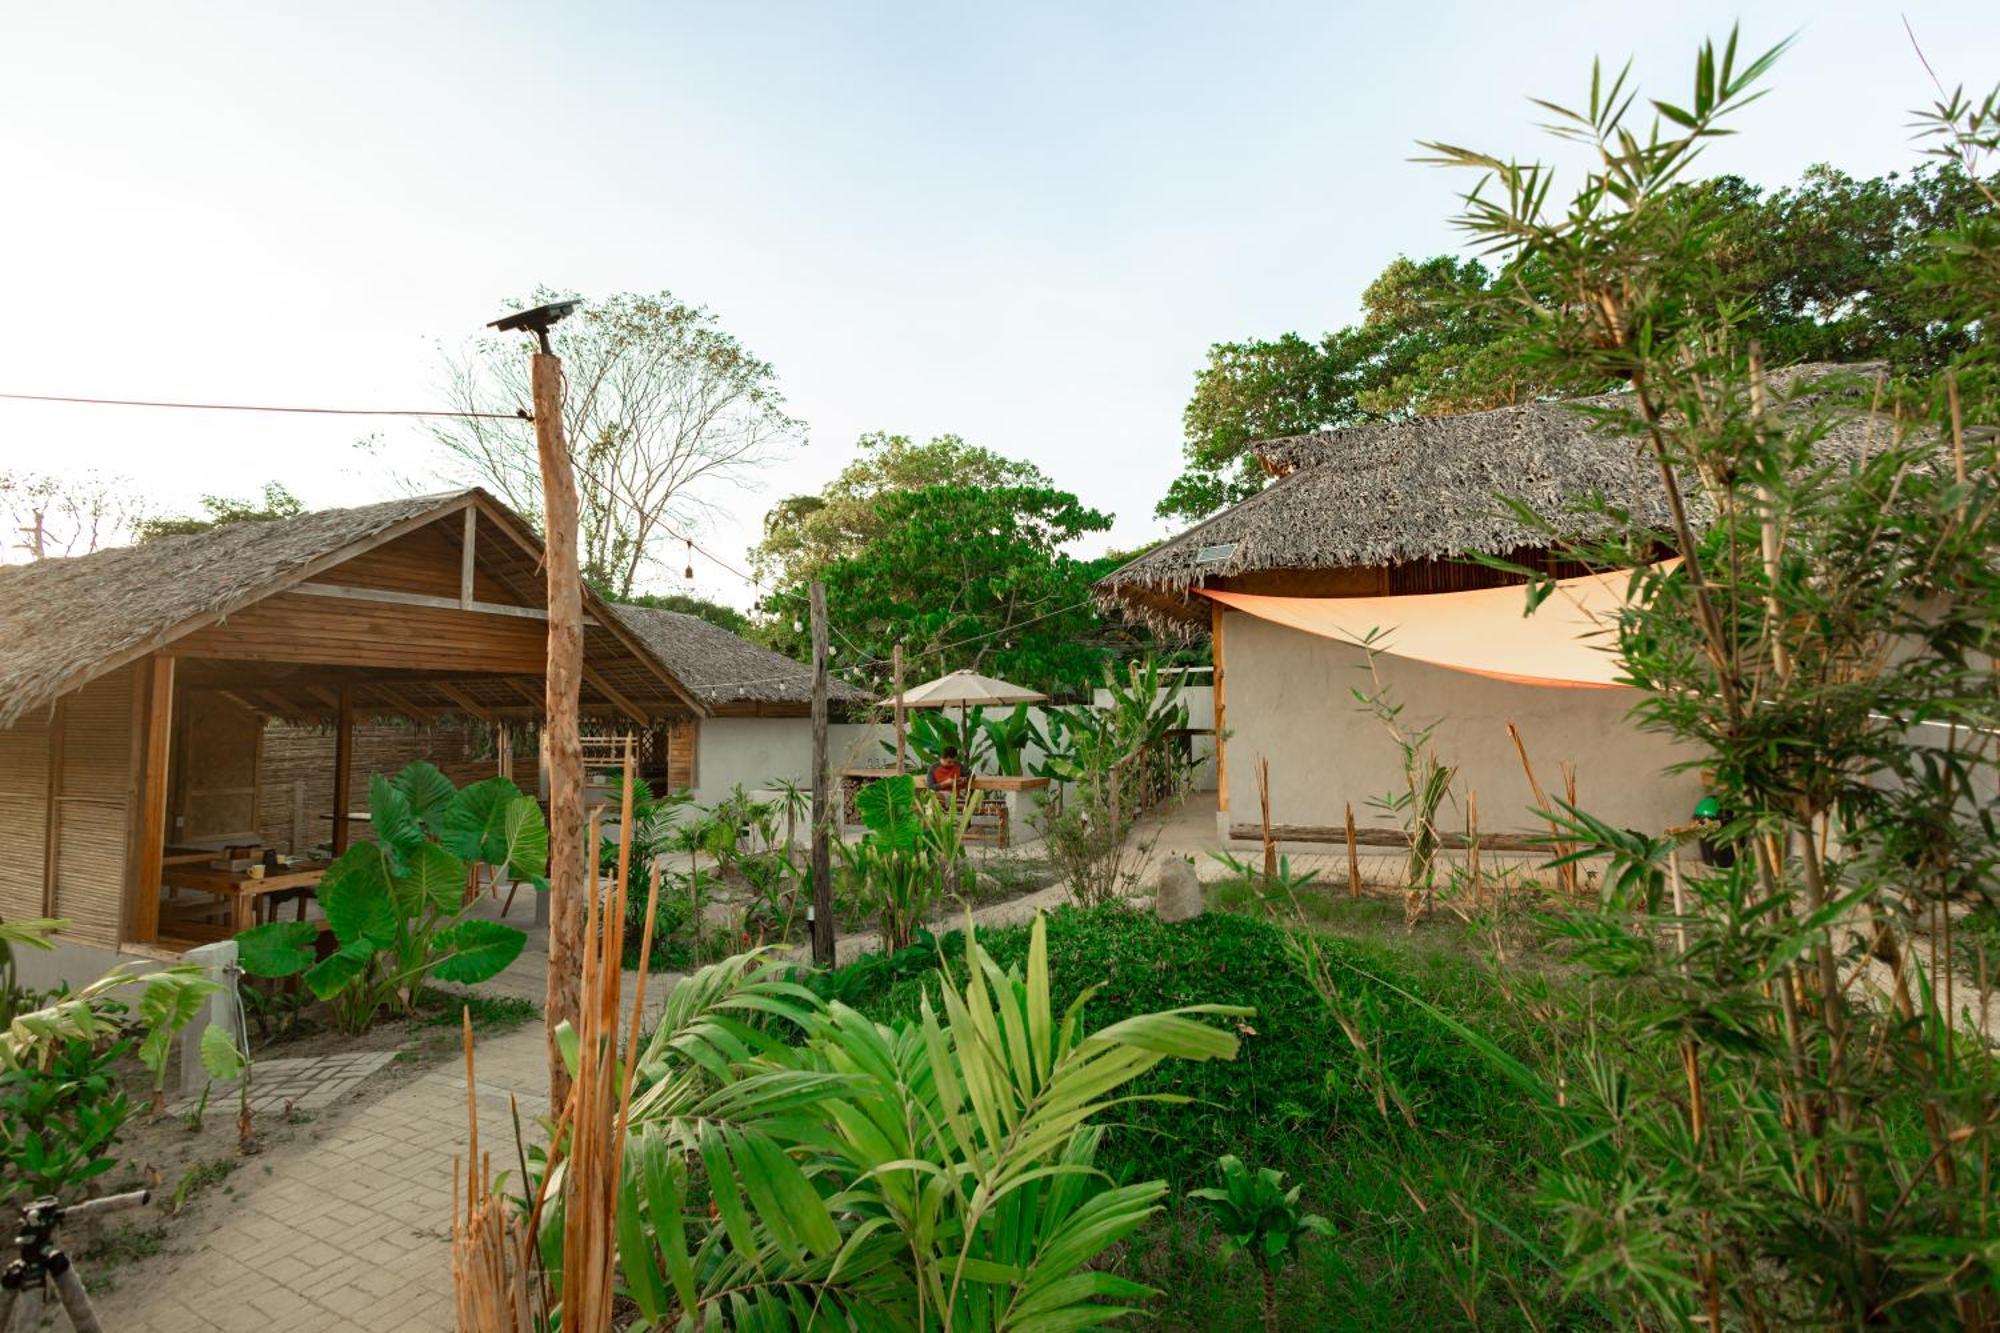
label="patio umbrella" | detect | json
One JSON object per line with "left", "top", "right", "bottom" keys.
{"left": 886, "top": 668, "right": 1048, "bottom": 753}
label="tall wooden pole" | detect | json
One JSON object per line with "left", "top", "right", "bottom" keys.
{"left": 892, "top": 643, "right": 906, "bottom": 774}
{"left": 533, "top": 350, "right": 585, "bottom": 1108}
{"left": 809, "top": 581, "right": 834, "bottom": 967}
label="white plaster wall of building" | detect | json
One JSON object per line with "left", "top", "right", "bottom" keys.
{"left": 1219, "top": 610, "right": 1703, "bottom": 839}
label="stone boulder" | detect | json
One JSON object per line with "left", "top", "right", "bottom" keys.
{"left": 1156, "top": 857, "right": 1203, "bottom": 922}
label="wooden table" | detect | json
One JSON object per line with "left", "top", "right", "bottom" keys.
{"left": 161, "top": 861, "right": 331, "bottom": 932}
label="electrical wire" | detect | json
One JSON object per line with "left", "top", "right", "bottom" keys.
{"left": 0, "top": 390, "right": 528, "bottom": 421}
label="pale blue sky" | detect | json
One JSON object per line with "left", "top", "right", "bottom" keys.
{"left": 1, "top": 2, "right": 1993, "bottom": 605}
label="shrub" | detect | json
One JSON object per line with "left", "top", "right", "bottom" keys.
{"left": 831, "top": 903, "right": 1529, "bottom": 1185}
{"left": 0, "top": 1037, "right": 132, "bottom": 1203}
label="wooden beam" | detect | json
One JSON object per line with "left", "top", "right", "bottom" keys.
{"left": 1227, "top": 822, "right": 1549, "bottom": 852}
{"left": 460, "top": 506, "right": 477, "bottom": 609}
{"left": 332, "top": 686, "right": 354, "bottom": 855}
{"left": 434, "top": 681, "right": 497, "bottom": 724}
{"left": 307, "top": 685, "right": 342, "bottom": 710}
{"left": 291, "top": 580, "right": 584, "bottom": 623}
{"left": 582, "top": 664, "right": 648, "bottom": 727}
{"left": 42, "top": 697, "right": 65, "bottom": 917}
{"left": 366, "top": 683, "right": 439, "bottom": 721}
{"left": 809, "top": 581, "right": 833, "bottom": 967}
{"left": 131, "top": 656, "right": 175, "bottom": 945}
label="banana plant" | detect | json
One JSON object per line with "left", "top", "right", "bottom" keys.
{"left": 233, "top": 763, "right": 545, "bottom": 1032}
{"left": 978, "top": 704, "right": 1045, "bottom": 777}
{"left": 834, "top": 774, "right": 976, "bottom": 952}
{"left": 590, "top": 914, "right": 1249, "bottom": 1329}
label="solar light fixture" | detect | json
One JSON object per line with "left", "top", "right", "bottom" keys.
{"left": 488, "top": 299, "right": 580, "bottom": 355}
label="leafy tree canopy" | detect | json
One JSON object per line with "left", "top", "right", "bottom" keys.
{"left": 759, "top": 478, "right": 1115, "bottom": 695}
{"left": 1160, "top": 161, "right": 1996, "bottom": 522}
{"left": 752, "top": 431, "right": 1046, "bottom": 592}
{"left": 135, "top": 482, "right": 305, "bottom": 542}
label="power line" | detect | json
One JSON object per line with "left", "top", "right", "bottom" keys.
{"left": 0, "top": 390, "right": 528, "bottom": 421}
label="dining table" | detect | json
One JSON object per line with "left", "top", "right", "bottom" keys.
{"left": 161, "top": 858, "right": 333, "bottom": 933}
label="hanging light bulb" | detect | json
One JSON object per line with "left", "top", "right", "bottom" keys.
{"left": 683, "top": 539, "right": 694, "bottom": 581}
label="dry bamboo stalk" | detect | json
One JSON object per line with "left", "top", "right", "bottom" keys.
{"left": 1668, "top": 847, "right": 1690, "bottom": 971}
{"left": 1506, "top": 721, "right": 1572, "bottom": 893}
{"left": 1465, "top": 791, "right": 1480, "bottom": 906}
{"left": 452, "top": 1008, "right": 534, "bottom": 1333}
{"left": 1345, "top": 802, "right": 1360, "bottom": 900}
{"left": 1256, "top": 754, "right": 1275, "bottom": 880}
{"left": 1561, "top": 763, "right": 1580, "bottom": 898}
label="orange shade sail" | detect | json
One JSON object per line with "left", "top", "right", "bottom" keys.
{"left": 1199, "top": 567, "right": 1652, "bottom": 690}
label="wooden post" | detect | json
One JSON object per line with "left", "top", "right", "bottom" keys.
{"left": 1344, "top": 801, "right": 1360, "bottom": 900}
{"left": 332, "top": 685, "right": 354, "bottom": 856}
{"left": 132, "top": 655, "right": 175, "bottom": 945}
{"left": 809, "top": 582, "right": 834, "bottom": 967}
{"left": 1466, "top": 790, "right": 1481, "bottom": 905}
{"left": 1256, "top": 755, "right": 1275, "bottom": 880}
{"left": 42, "top": 697, "right": 65, "bottom": 917}
{"left": 1210, "top": 602, "right": 1228, "bottom": 813}
{"left": 533, "top": 349, "right": 586, "bottom": 1109}
{"left": 892, "top": 642, "right": 906, "bottom": 774}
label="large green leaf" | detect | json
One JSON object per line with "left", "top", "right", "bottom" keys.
{"left": 855, "top": 773, "right": 919, "bottom": 850}
{"left": 304, "top": 938, "right": 374, "bottom": 1000}
{"left": 429, "top": 919, "right": 526, "bottom": 984}
{"left": 392, "top": 761, "right": 458, "bottom": 834}
{"left": 135, "top": 971, "right": 219, "bottom": 1081}
{"left": 501, "top": 795, "right": 549, "bottom": 886}
{"left": 199, "top": 1023, "right": 245, "bottom": 1082}
{"left": 317, "top": 843, "right": 399, "bottom": 950}
{"left": 233, "top": 920, "right": 319, "bottom": 977}
{"left": 440, "top": 776, "right": 519, "bottom": 864}
{"left": 369, "top": 773, "right": 423, "bottom": 860}
{"left": 395, "top": 840, "right": 467, "bottom": 915}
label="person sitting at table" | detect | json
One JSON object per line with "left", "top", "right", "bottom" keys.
{"left": 927, "top": 746, "right": 972, "bottom": 799}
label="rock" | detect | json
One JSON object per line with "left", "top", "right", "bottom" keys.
{"left": 1156, "top": 858, "right": 1203, "bottom": 922}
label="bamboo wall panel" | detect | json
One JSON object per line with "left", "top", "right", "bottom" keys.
{"left": 168, "top": 593, "right": 547, "bottom": 673}
{"left": 176, "top": 692, "right": 263, "bottom": 840}
{"left": 326, "top": 521, "right": 523, "bottom": 604}
{"left": 53, "top": 667, "right": 136, "bottom": 947}
{"left": 0, "top": 716, "right": 50, "bottom": 921}
{"left": 256, "top": 720, "right": 487, "bottom": 853}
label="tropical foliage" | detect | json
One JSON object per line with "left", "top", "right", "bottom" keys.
{"left": 234, "top": 763, "right": 544, "bottom": 1032}
{"left": 586, "top": 914, "right": 1245, "bottom": 1327}
{"left": 1191, "top": 1155, "right": 1332, "bottom": 1333}
{"left": 1401, "top": 29, "right": 2000, "bottom": 1327}
{"left": 833, "top": 774, "right": 975, "bottom": 952}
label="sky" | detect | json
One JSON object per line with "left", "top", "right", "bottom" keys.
{"left": 1, "top": 1, "right": 1994, "bottom": 607}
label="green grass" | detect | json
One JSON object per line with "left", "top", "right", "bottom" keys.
{"left": 411, "top": 988, "right": 541, "bottom": 1032}
{"left": 169, "top": 1157, "right": 237, "bottom": 1213}
{"left": 828, "top": 902, "right": 1599, "bottom": 1329}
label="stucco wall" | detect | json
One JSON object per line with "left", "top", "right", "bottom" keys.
{"left": 692, "top": 719, "right": 891, "bottom": 807}
{"left": 1221, "top": 609, "right": 1701, "bottom": 836}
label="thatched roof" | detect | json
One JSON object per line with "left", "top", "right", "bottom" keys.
{"left": 609, "top": 605, "right": 870, "bottom": 709}
{"left": 0, "top": 492, "right": 469, "bottom": 727}
{"left": 1099, "top": 363, "right": 1898, "bottom": 631}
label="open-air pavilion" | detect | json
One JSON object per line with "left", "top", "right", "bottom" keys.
{"left": 0, "top": 488, "right": 705, "bottom": 980}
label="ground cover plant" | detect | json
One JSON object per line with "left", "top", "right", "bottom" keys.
{"left": 829, "top": 903, "right": 1594, "bottom": 1328}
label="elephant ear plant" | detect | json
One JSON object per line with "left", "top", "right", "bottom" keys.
{"left": 234, "top": 763, "right": 547, "bottom": 1033}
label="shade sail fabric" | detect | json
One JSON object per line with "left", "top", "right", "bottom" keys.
{"left": 1200, "top": 568, "right": 1647, "bottom": 689}
{"left": 887, "top": 668, "right": 1049, "bottom": 708}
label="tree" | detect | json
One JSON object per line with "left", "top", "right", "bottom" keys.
{"left": 760, "top": 479, "right": 1114, "bottom": 694}
{"left": 1161, "top": 256, "right": 1534, "bottom": 521}
{"left": 615, "top": 589, "right": 749, "bottom": 635}
{"left": 752, "top": 431, "right": 1046, "bottom": 590}
{"left": 1, "top": 470, "right": 148, "bottom": 559}
{"left": 133, "top": 482, "right": 303, "bottom": 542}
{"left": 431, "top": 289, "right": 802, "bottom": 600}
{"left": 1163, "top": 162, "right": 1997, "bottom": 523}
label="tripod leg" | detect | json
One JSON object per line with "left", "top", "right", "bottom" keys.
{"left": 48, "top": 1253, "right": 106, "bottom": 1333}
{"left": 0, "top": 1280, "right": 20, "bottom": 1333}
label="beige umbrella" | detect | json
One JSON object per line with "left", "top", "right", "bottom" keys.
{"left": 885, "top": 669, "right": 1048, "bottom": 766}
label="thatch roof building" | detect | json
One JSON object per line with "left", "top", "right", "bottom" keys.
{"left": 610, "top": 605, "right": 870, "bottom": 713}
{"left": 1098, "top": 363, "right": 1889, "bottom": 633}
{"left": 1095, "top": 363, "right": 1896, "bottom": 848}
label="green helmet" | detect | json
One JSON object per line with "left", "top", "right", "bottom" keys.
{"left": 1693, "top": 796, "right": 1722, "bottom": 820}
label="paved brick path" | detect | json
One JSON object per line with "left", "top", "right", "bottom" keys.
{"left": 93, "top": 1019, "right": 552, "bottom": 1333}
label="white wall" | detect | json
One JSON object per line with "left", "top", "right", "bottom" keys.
{"left": 1221, "top": 610, "right": 1701, "bottom": 836}
{"left": 692, "top": 718, "right": 892, "bottom": 807}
